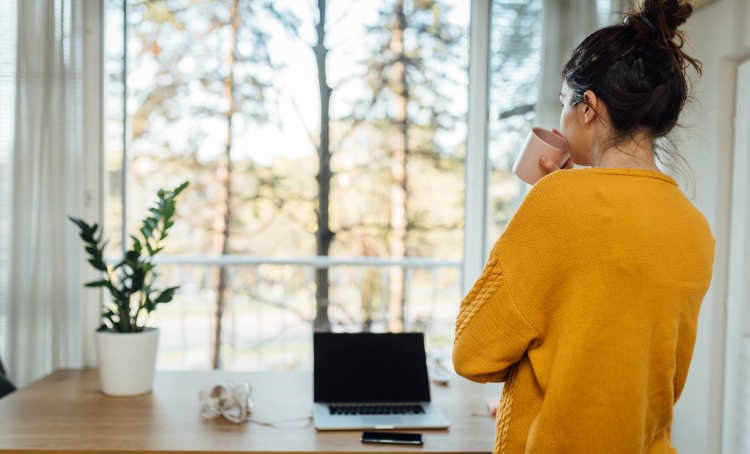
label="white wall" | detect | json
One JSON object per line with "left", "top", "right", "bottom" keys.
{"left": 672, "top": 1, "right": 750, "bottom": 453}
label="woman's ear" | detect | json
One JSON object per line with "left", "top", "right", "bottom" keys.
{"left": 581, "top": 90, "right": 599, "bottom": 124}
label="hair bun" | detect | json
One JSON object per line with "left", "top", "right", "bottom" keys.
{"left": 640, "top": 0, "right": 692, "bottom": 36}
{"left": 625, "top": 0, "right": 701, "bottom": 75}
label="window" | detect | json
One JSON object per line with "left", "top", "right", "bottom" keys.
{"left": 104, "top": 0, "right": 619, "bottom": 371}
{"left": 106, "top": 0, "right": 470, "bottom": 370}
{"left": 486, "top": 0, "right": 542, "bottom": 247}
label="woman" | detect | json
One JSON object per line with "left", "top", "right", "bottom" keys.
{"left": 452, "top": 1, "right": 714, "bottom": 453}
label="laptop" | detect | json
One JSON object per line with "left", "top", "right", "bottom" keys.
{"left": 312, "top": 332, "right": 450, "bottom": 431}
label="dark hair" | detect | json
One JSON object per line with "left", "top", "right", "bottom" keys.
{"left": 562, "top": 0, "right": 702, "bottom": 145}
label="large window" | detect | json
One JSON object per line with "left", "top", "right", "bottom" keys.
{"left": 106, "top": 0, "right": 471, "bottom": 370}
{"left": 102, "top": 0, "right": 617, "bottom": 371}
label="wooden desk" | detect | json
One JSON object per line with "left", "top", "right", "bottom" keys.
{"left": 0, "top": 369, "right": 501, "bottom": 453}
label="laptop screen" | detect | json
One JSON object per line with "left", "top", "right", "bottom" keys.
{"left": 313, "top": 332, "right": 432, "bottom": 403}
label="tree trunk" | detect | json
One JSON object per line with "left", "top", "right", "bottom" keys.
{"left": 359, "top": 242, "right": 378, "bottom": 332}
{"left": 212, "top": 0, "right": 240, "bottom": 369}
{"left": 387, "top": 0, "right": 408, "bottom": 333}
{"left": 313, "top": 0, "right": 333, "bottom": 333}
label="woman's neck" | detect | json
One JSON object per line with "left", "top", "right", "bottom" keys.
{"left": 591, "top": 134, "right": 660, "bottom": 171}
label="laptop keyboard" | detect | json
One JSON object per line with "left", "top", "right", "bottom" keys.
{"left": 328, "top": 404, "right": 425, "bottom": 416}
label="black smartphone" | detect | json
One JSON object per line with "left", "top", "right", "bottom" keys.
{"left": 361, "top": 431, "right": 424, "bottom": 445}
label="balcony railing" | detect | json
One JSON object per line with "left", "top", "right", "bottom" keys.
{"left": 147, "top": 255, "right": 464, "bottom": 371}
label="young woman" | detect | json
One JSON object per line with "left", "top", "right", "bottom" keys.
{"left": 452, "top": 1, "right": 714, "bottom": 453}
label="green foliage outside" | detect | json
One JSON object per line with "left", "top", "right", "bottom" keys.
{"left": 100, "top": 0, "right": 545, "bottom": 368}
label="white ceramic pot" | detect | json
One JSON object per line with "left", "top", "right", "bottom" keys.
{"left": 95, "top": 327, "right": 160, "bottom": 396}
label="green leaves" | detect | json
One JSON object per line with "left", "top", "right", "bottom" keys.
{"left": 143, "top": 286, "right": 179, "bottom": 313}
{"left": 133, "top": 180, "right": 188, "bottom": 262}
{"left": 69, "top": 181, "right": 189, "bottom": 333}
{"left": 68, "top": 217, "right": 108, "bottom": 272}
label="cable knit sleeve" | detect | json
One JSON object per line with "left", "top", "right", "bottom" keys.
{"left": 452, "top": 173, "right": 570, "bottom": 383}
{"left": 452, "top": 240, "right": 542, "bottom": 383}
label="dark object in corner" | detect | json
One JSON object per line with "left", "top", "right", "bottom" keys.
{"left": 0, "top": 357, "right": 16, "bottom": 399}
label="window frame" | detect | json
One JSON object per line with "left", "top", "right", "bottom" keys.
{"left": 97, "top": 0, "right": 497, "bottom": 363}
{"left": 462, "top": 0, "right": 492, "bottom": 295}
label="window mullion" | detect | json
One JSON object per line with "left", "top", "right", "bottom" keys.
{"left": 462, "top": 0, "right": 492, "bottom": 295}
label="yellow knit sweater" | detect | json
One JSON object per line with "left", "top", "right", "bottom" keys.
{"left": 453, "top": 168, "right": 714, "bottom": 454}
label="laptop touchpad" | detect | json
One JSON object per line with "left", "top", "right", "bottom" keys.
{"left": 362, "top": 416, "right": 402, "bottom": 425}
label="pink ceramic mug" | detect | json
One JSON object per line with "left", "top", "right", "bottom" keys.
{"left": 512, "top": 127, "right": 570, "bottom": 185}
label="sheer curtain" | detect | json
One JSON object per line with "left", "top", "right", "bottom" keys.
{"left": 0, "top": 0, "right": 99, "bottom": 388}
{"left": 0, "top": 0, "right": 16, "bottom": 374}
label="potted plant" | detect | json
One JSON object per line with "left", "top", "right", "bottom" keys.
{"left": 69, "top": 181, "right": 188, "bottom": 396}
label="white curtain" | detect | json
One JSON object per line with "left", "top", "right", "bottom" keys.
{"left": 535, "top": 0, "right": 622, "bottom": 129}
{"left": 2, "top": 0, "right": 87, "bottom": 387}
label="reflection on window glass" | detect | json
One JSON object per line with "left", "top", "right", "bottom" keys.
{"left": 485, "top": 0, "right": 618, "bottom": 249}
{"left": 486, "top": 0, "right": 542, "bottom": 248}
{"left": 105, "top": 0, "right": 469, "bottom": 370}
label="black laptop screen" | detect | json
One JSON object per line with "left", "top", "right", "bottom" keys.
{"left": 313, "top": 332, "right": 431, "bottom": 403}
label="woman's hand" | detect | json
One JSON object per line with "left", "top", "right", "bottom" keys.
{"left": 539, "top": 129, "right": 573, "bottom": 174}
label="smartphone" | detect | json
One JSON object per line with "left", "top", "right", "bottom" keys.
{"left": 361, "top": 431, "right": 424, "bottom": 445}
